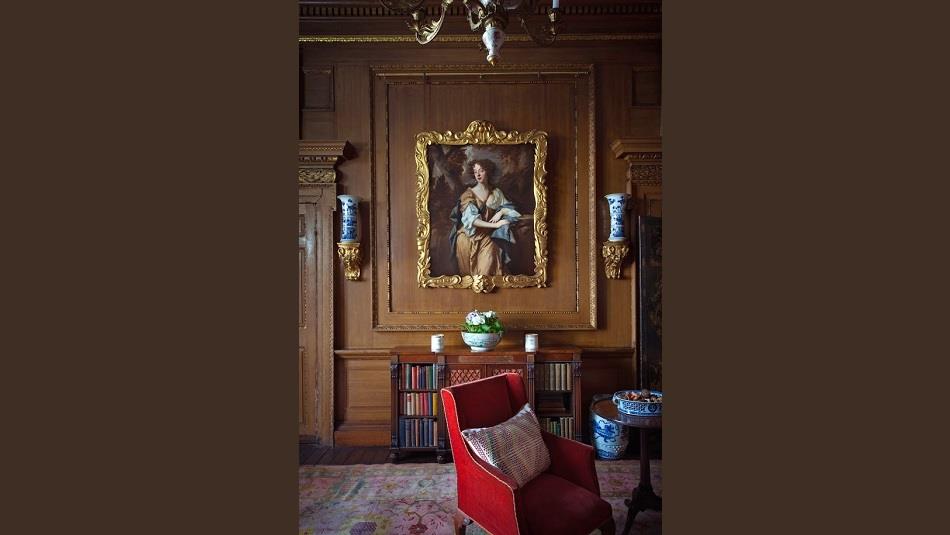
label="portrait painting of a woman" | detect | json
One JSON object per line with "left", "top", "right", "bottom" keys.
{"left": 449, "top": 159, "right": 521, "bottom": 276}
{"left": 425, "top": 142, "right": 537, "bottom": 278}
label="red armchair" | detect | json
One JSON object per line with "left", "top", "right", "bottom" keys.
{"left": 441, "top": 373, "right": 615, "bottom": 535}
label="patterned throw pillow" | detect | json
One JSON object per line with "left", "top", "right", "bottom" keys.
{"left": 461, "top": 403, "right": 551, "bottom": 488}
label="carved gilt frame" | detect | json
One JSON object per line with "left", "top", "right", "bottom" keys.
{"left": 415, "top": 120, "right": 549, "bottom": 293}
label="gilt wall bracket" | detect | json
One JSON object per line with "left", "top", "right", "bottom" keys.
{"left": 602, "top": 241, "right": 630, "bottom": 280}
{"left": 336, "top": 242, "right": 362, "bottom": 281}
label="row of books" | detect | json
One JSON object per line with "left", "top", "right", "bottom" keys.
{"left": 402, "top": 392, "right": 440, "bottom": 416}
{"left": 536, "top": 362, "right": 574, "bottom": 391}
{"left": 399, "top": 417, "right": 438, "bottom": 448}
{"left": 401, "top": 364, "right": 437, "bottom": 390}
{"left": 540, "top": 416, "right": 575, "bottom": 439}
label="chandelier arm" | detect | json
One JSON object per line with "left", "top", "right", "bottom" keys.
{"left": 463, "top": 0, "right": 484, "bottom": 32}
{"left": 515, "top": 3, "right": 558, "bottom": 47}
{"left": 407, "top": 0, "right": 455, "bottom": 44}
{"left": 378, "top": 0, "right": 427, "bottom": 13}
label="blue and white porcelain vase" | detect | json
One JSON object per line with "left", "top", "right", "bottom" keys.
{"left": 591, "top": 397, "right": 629, "bottom": 460}
{"left": 604, "top": 193, "right": 630, "bottom": 242}
{"left": 337, "top": 195, "right": 361, "bottom": 243}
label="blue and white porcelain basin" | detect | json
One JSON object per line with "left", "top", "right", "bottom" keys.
{"left": 613, "top": 390, "right": 663, "bottom": 416}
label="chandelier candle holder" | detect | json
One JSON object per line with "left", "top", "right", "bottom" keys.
{"left": 602, "top": 192, "right": 630, "bottom": 279}
{"left": 337, "top": 195, "right": 362, "bottom": 281}
{"left": 379, "top": 0, "right": 562, "bottom": 65}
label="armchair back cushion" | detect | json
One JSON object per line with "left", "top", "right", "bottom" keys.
{"left": 461, "top": 403, "right": 551, "bottom": 488}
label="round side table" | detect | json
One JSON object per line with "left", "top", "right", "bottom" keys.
{"left": 590, "top": 398, "right": 662, "bottom": 535}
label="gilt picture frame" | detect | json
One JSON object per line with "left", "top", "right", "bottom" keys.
{"left": 415, "top": 120, "right": 549, "bottom": 293}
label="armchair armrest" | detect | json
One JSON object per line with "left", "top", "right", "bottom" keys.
{"left": 541, "top": 430, "right": 601, "bottom": 495}
{"left": 455, "top": 444, "right": 521, "bottom": 534}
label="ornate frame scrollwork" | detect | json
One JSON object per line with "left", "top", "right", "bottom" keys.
{"left": 415, "top": 120, "right": 549, "bottom": 293}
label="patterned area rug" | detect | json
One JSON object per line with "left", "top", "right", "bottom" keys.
{"left": 299, "top": 459, "right": 661, "bottom": 535}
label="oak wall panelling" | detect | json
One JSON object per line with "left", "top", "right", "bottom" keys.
{"left": 372, "top": 65, "right": 596, "bottom": 332}
{"left": 300, "top": 11, "right": 660, "bottom": 445}
{"left": 334, "top": 350, "right": 392, "bottom": 445}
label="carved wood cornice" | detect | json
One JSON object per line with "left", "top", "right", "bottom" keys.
{"left": 300, "top": 33, "right": 660, "bottom": 44}
{"left": 299, "top": 2, "right": 661, "bottom": 19}
{"left": 299, "top": 140, "right": 355, "bottom": 185}
{"left": 611, "top": 137, "right": 662, "bottom": 186}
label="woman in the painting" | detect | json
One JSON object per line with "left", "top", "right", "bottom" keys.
{"left": 448, "top": 159, "right": 521, "bottom": 276}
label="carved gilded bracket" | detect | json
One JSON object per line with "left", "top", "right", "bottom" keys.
{"left": 602, "top": 240, "right": 630, "bottom": 280}
{"left": 336, "top": 242, "right": 362, "bottom": 281}
{"left": 610, "top": 137, "right": 662, "bottom": 217}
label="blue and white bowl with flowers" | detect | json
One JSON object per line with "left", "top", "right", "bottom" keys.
{"left": 613, "top": 390, "right": 663, "bottom": 416}
{"left": 461, "top": 332, "right": 503, "bottom": 352}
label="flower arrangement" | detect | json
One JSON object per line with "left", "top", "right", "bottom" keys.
{"left": 461, "top": 310, "right": 504, "bottom": 334}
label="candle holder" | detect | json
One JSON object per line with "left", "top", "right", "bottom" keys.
{"left": 337, "top": 195, "right": 362, "bottom": 281}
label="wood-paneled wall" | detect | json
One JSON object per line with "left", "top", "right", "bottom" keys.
{"left": 301, "top": 8, "right": 661, "bottom": 445}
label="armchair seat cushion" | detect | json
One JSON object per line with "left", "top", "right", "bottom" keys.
{"left": 461, "top": 403, "right": 551, "bottom": 488}
{"left": 521, "top": 472, "right": 614, "bottom": 535}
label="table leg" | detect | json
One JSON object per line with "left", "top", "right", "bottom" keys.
{"left": 620, "top": 429, "right": 662, "bottom": 535}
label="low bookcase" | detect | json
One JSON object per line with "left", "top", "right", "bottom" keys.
{"left": 389, "top": 346, "right": 582, "bottom": 463}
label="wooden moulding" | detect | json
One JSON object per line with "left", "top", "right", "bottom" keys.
{"left": 610, "top": 137, "right": 662, "bottom": 200}
{"left": 371, "top": 64, "right": 598, "bottom": 332}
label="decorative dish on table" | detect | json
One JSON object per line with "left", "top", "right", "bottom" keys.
{"left": 613, "top": 389, "right": 663, "bottom": 416}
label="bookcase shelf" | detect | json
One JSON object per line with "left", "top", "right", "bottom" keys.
{"left": 389, "top": 346, "right": 582, "bottom": 463}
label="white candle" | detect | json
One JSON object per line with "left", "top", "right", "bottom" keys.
{"left": 552, "top": 0, "right": 560, "bottom": 9}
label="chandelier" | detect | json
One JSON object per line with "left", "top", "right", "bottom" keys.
{"left": 379, "top": 0, "right": 562, "bottom": 65}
